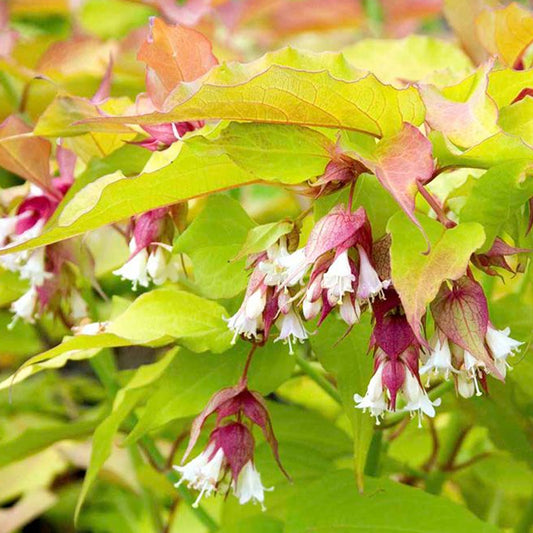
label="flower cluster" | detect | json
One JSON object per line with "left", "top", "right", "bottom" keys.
{"left": 227, "top": 204, "right": 390, "bottom": 353}
{"left": 227, "top": 203, "right": 524, "bottom": 427}
{"left": 0, "top": 147, "right": 88, "bottom": 326}
{"left": 175, "top": 381, "right": 286, "bottom": 510}
{"left": 113, "top": 206, "right": 184, "bottom": 289}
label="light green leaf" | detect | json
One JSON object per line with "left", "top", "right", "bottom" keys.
{"left": 124, "top": 342, "right": 295, "bottom": 443}
{"left": 0, "top": 143, "right": 257, "bottom": 256}
{"left": 487, "top": 68, "right": 533, "bottom": 108}
{"left": 460, "top": 160, "right": 533, "bottom": 251}
{"left": 342, "top": 35, "right": 473, "bottom": 85}
{"left": 0, "top": 334, "right": 134, "bottom": 391}
{"left": 286, "top": 470, "right": 499, "bottom": 533}
{"left": 107, "top": 287, "right": 232, "bottom": 353}
{"left": 388, "top": 213, "right": 485, "bottom": 340}
{"left": 0, "top": 411, "right": 104, "bottom": 469}
{"left": 75, "top": 349, "right": 177, "bottom": 521}
{"left": 233, "top": 220, "right": 294, "bottom": 262}
{"left": 310, "top": 316, "right": 374, "bottom": 490}
{"left": 175, "top": 195, "right": 255, "bottom": 299}
{"left": 188, "top": 123, "right": 332, "bottom": 183}
{"left": 499, "top": 97, "right": 533, "bottom": 146}
{"left": 89, "top": 48, "right": 424, "bottom": 137}
{"left": 431, "top": 131, "right": 533, "bottom": 169}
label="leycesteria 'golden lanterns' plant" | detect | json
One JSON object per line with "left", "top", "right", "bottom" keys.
{"left": 0, "top": 1, "right": 532, "bottom": 532}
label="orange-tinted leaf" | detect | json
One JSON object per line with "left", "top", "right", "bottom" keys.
{"left": 137, "top": 17, "right": 218, "bottom": 109}
{"left": 476, "top": 3, "right": 533, "bottom": 68}
{"left": 0, "top": 115, "right": 53, "bottom": 192}
{"left": 361, "top": 123, "right": 434, "bottom": 242}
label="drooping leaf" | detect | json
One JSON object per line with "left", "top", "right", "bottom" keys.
{"left": 0, "top": 143, "right": 258, "bottom": 256}
{"left": 360, "top": 122, "right": 434, "bottom": 240}
{"left": 137, "top": 17, "right": 218, "bottom": 109}
{"left": 175, "top": 195, "right": 256, "bottom": 299}
{"left": 0, "top": 115, "right": 52, "bottom": 192}
{"left": 388, "top": 212, "right": 485, "bottom": 343}
{"left": 286, "top": 470, "right": 499, "bottom": 533}
{"left": 460, "top": 160, "right": 533, "bottom": 251}
{"left": 75, "top": 348, "right": 178, "bottom": 521}
{"left": 107, "top": 287, "right": 232, "bottom": 353}
{"left": 420, "top": 61, "right": 499, "bottom": 148}
{"left": 310, "top": 315, "right": 374, "bottom": 490}
{"left": 187, "top": 122, "right": 333, "bottom": 183}
{"left": 476, "top": 2, "right": 533, "bottom": 68}
{"left": 86, "top": 48, "right": 425, "bottom": 137}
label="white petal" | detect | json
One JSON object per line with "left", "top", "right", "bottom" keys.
{"left": 233, "top": 461, "right": 270, "bottom": 510}
{"left": 10, "top": 286, "right": 38, "bottom": 324}
{"left": 113, "top": 239, "right": 150, "bottom": 290}
{"left": 486, "top": 326, "right": 523, "bottom": 360}
{"left": 356, "top": 246, "right": 390, "bottom": 301}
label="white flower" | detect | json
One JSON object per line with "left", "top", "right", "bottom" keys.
{"left": 402, "top": 371, "right": 441, "bottom": 427}
{"left": 486, "top": 326, "right": 522, "bottom": 374}
{"left": 278, "top": 248, "right": 308, "bottom": 287}
{"left": 463, "top": 351, "right": 483, "bottom": 396}
{"left": 354, "top": 364, "right": 388, "bottom": 423}
{"left": 0, "top": 215, "right": 19, "bottom": 246}
{"left": 274, "top": 305, "right": 308, "bottom": 354}
{"left": 321, "top": 250, "right": 355, "bottom": 305}
{"left": 146, "top": 246, "right": 179, "bottom": 285}
{"left": 10, "top": 286, "right": 38, "bottom": 325}
{"left": 456, "top": 373, "right": 476, "bottom": 399}
{"left": 233, "top": 461, "right": 271, "bottom": 511}
{"left": 339, "top": 295, "right": 360, "bottom": 326}
{"left": 72, "top": 321, "right": 109, "bottom": 335}
{"left": 19, "top": 248, "right": 51, "bottom": 286}
{"left": 174, "top": 445, "right": 225, "bottom": 508}
{"left": 70, "top": 291, "right": 88, "bottom": 321}
{"left": 258, "top": 242, "right": 291, "bottom": 287}
{"left": 302, "top": 296, "right": 321, "bottom": 320}
{"left": 226, "top": 288, "right": 266, "bottom": 344}
{"left": 356, "top": 245, "right": 390, "bottom": 302}
{"left": 113, "top": 239, "right": 150, "bottom": 290}
{"left": 420, "top": 338, "right": 457, "bottom": 382}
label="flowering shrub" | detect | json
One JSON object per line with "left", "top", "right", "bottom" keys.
{"left": 0, "top": 1, "right": 532, "bottom": 531}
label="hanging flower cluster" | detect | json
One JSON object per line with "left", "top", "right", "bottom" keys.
{"left": 227, "top": 202, "right": 523, "bottom": 427}
{"left": 0, "top": 147, "right": 88, "bottom": 326}
{"left": 175, "top": 380, "right": 287, "bottom": 510}
{"left": 227, "top": 204, "right": 390, "bottom": 353}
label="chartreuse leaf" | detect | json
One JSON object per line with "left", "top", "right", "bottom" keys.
{"left": 233, "top": 220, "right": 294, "bottom": 262}
{"left": 0, "top": 289, "right": 231, "bottom": 390}
{"left": 310, "top": 315, "right": 374, "bottom": 490}
{"left": 460, "top": 160, "right": 533, "bottom": 251}
{"left": 499, "top": 96, "right": 533, "bottom": 146}
{"left": 0, "top": 334, "right": 134, "bottom": 391}
{"left": 0, "top": 143, "right": 257, "bottom": 256}
{"left": 431, "top": 130, "right": 533, "bottom": 169}
{"left": 342, "top": 35, "right": 473, "bottom": 85}
{"left": 286, "top": 470, "right": 499, "bottom": 533}
{"left": 107, "top": 287, "right": 232, "bottom": 352}
{"left": 88, "top": 48, "right": 424, "bottom": 137}
{"left": 488, "top": 68, "right": 533, "bottom": 108}
{"left": 388, "top": 212, "right": 485, "bottom": 342}
{"left": 124, "top": 342, "right": 295, "bottom": 444}
{"left": 0, "top": 410, "right": 104, "bottom": 469}
{"left": 175, "top": 195, "right": 255, "bottom": 299}
{"left": 188, "top": 122, "right": 333, "bottom": 182}
{"left": 75, "top": 348, "right": 178, "bottom": 521}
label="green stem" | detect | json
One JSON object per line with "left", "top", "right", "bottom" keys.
{"left": 362, "top": 0, "right": 384, "bottom": 36}
{"left": 88, "top": 359, "right": 219, "bottom": 532}
{"left": 378, "top": 381, "right": 454, "bottom": 429}
{"left": 295, "top": 351, "right": 342, "bottom": 404}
